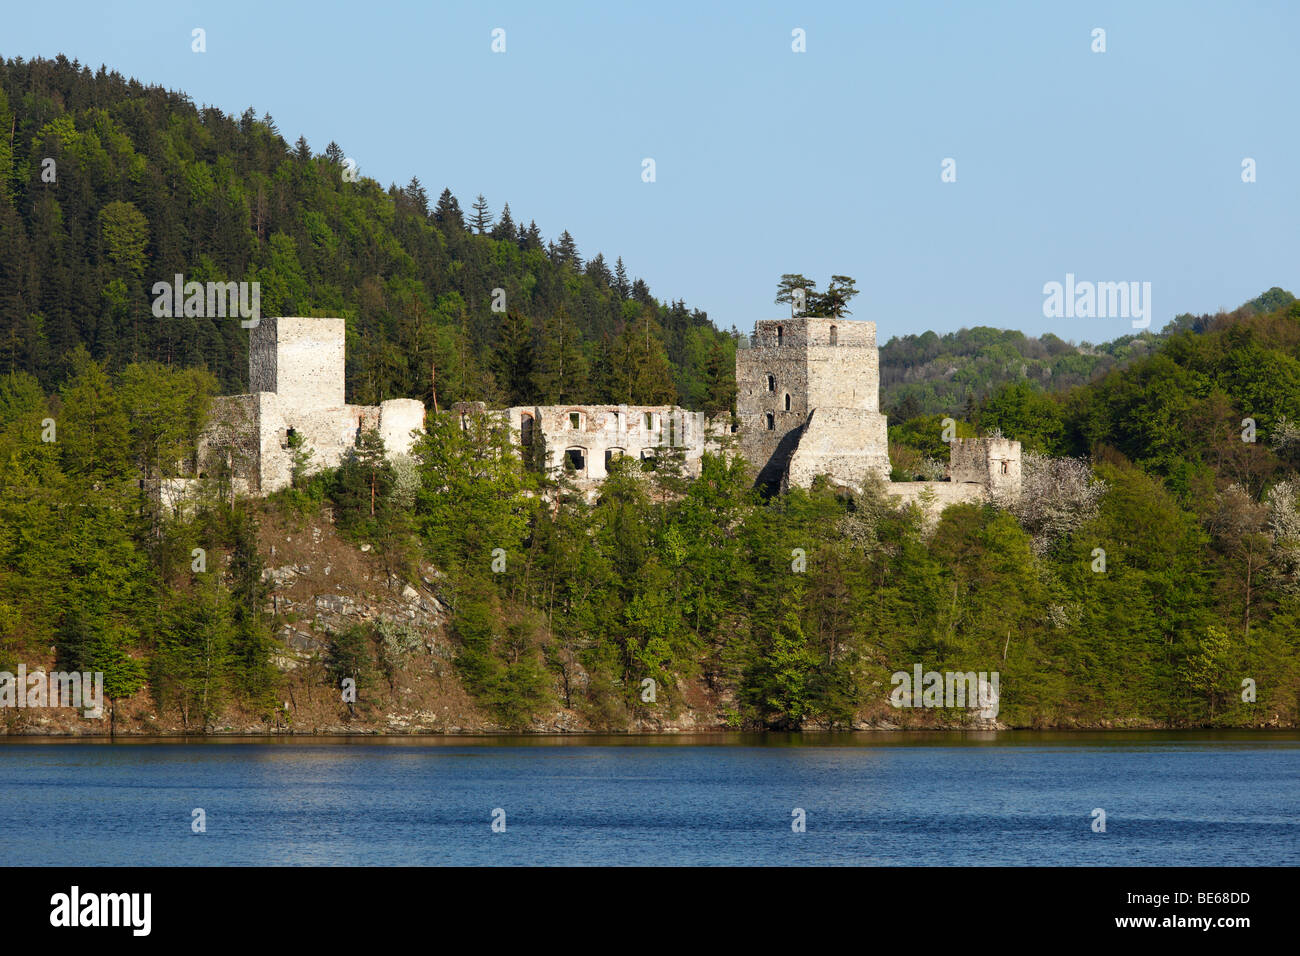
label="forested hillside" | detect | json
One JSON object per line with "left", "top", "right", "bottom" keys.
{"left": 0, "top": 55, "right": 736, "bottom": 412}
{"left": 879, "top": 288, "right": 1296, "bottom": 419}
{"left": 0, "top": 56, "right": 1297, "bottom": 735}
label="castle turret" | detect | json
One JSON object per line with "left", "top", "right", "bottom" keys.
{"left": 949, "top": 437, "right": 1022, "bottom": 497}
{"left": 736, "top": 317, "right": 890, "bottom": 491}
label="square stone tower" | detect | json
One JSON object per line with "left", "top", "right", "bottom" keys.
{"left": 736, "top": 317, "right": 890, "bottom": 490}
{"left": 950, "top": 437, "right": 1022, "bottom": 497}
{"left": 249, "top": 316, "right": 346, "bottom": 413}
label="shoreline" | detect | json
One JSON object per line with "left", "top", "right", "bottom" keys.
{"left": 2, "top": 727, "right": 1297, "bottom": 743}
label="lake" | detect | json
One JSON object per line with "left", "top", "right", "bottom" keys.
{"left": 0, "top": 732, "right": 1296, "bottom": 866}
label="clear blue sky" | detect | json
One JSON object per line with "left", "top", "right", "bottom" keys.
{"left": 3, "top": 0, "right": 1296, "bottom": 342}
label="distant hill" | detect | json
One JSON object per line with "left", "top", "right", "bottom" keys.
{"left": 880, "top": 286, "right": 1297, "bottom": 419}
{"left": 0, "top": 55, "right": 734, "bottom": 411}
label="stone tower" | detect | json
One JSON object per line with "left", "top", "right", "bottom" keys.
{"left": 735, "top": 317, "right": 890, "bottom": 490}
{"left": 249, "top": 316, "right": 346, "bottom": 415}
{"left": 949, "top": 437, "right": 1022, "bottom": 498}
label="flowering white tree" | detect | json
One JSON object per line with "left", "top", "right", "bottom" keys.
{"left": 1000, "top": 453, "right": 1107, "bottom": 556}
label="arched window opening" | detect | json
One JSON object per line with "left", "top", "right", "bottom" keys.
{"left": 776, "top": 325, "right": 784, "bottom": 346}
{"left": 829, "top": 325, "right": 838, "bottom": 346}
{"left": 564, "top": 447, "right": 586, "bottom": 473}
{"left": 766, "top": 374, "right": 776, "bottom": 392}
{"left": 765, "top": 412, "right": 775, "bottom": 431}
{"left": 783, "top": 393, "right": 791, "bottom": 411}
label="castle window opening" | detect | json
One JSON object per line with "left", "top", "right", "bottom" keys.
{"left": 520, "top": 414, "right": 534, "bottom": 447}
{"left": 1000, "top": 459, "right": 1009, "bottom": 475}
{"left": 784, "top": 393, "right": 791, "bottom": 411}
{"left": 776, "top": 325, "right": 783, "bottom": 346}
{"left": 765, "top": 412, "right": 775, "bottom": 431}
{"left": 668, "top": 417, "right": 676, "bottom": 446}
{"left": 644, "top": 412, "right": 655, "bottom": 430}
{"left": 564, "top": 447, "right": 586, "bottom": 473}
{"left": 767, "top": 375, "right": 776, "bottom": 392}
{"left": 605, "top": 448, "right": 625, "bottom": 470}
{"left": 641, "top": 448, "right": 656, "bottom": 472}
{"left": 829, "top": 325, "right": 837, "bottom": 346}
{"left": 569, "top": 412, "right": 581, "bottom": 429}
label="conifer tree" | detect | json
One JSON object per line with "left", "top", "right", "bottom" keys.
{"left": 554, "top": 230, "right": 580, "bottom": 268}
{"left": 491, "top": 202, "right": 516, "bottom": 241}
{"left": 531, "top": 306, "right": 588, "bottom": 404}
{"left": 491, "top": 311, "right": 536, "bottom": 406}
{"left": 614, "top": 257, "right": 631, "bottom": 299}
{"left": 469, "top": 194, "right": 493, "bottom": 234}
{"left": 434, "top": 188, "right": 464, "bottom": 230}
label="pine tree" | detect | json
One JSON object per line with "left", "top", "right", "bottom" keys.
{"left": 585, "top": 253, "right": 611, "bottom": 287}
{"left": 434, "top": 188, "right": 465, "bottom": 230}
{"left": 491, "top": 202, "right": 516, "bottom": 241}
{"left": 521, "top": 220, "right": 543, "bottom": 251}
{"left": 775, "top": 274, "right": 817, "bottom": 317}
{"left": 813, "top": 275, "right": 858, "bottom": 318}
{"left": 491, "top": 311, "right": 536, "bottom": 406}
{"left": 324, "top": 141, "right": 344, "bottom": 164}
{"left": 531, "top": 306, "right": 588, "bottom": 404}
{"left": 614, "top": 257, "right": 631, "bottom": 299}
{"left": 469, "top": 194, "right": 493, "bottom": 234}
{"left": 699, "top": 340, "right": 737, "bottom": 415}
{"left": 603, "top": 310, "right": 676, "bottom": 405}
{"left": 554, "top": 230, "right": 580, "bottom": 268}
{"left": 404, "top": 177, "right": 429, "bottom": 217}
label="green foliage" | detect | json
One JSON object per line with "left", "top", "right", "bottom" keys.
{"left": 0, "top": 56, "right": 727, "bottom": 408}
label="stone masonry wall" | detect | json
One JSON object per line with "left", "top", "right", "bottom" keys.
{"left": 736, "top": 320, "right": 811, "bottom": 488}
{"left": 785, "top": 406, "right": 890, "bottom": 491}
{"left": 204, "top": 317, "right": 423, "bottom": 497}
{"left": 738, "top": 317, "right": 885, "bottom": 489}
{"left": 507, "top": 404, "right": 712, "bottom": 480}
{"left": 249, "top": 317, "right": 346, "bottom": 413}
{"left": 950, "top": 437, "right": 1022, "bottom": 498}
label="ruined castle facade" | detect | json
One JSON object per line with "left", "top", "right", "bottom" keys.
{"left": 191, "top": 313, "right": 1018, "bottom": 514}
{"left": 200, "top": 317, "right": 424, "bottom": 496}
{"left": 735, "top": 316, "right": 1020, "bottom": 508}
{"left": 501, "top": 404, "right": 715, "bottom": 480}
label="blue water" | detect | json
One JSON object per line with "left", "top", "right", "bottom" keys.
{"left": 1, "top": 732, "right": 1296, "bottom": 865}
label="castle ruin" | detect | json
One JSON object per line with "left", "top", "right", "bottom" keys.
{"left": 735, "top": 316, "right": 1020, "bottom": 509}
{"left": 200, "top": 317, "right": 424, "bottom": 496}
{"left": 191, "top": 313, "right": 1018, "bottom": 516}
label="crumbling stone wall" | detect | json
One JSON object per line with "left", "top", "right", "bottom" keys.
{"left": 249, "top": 316, "right": 346, "bottom": 411}
{"left": 506, "top": 404, "right": 714, "bottom": 480}
{"left": 950, "top": 437, "right": 1022, "bottom": 498}
{"left": 737, "top": 316, "right": 1023, "bottom": 523}
{"left": 785, "top": 406, "right": 890, "bottom": 491}
{"left": 737, "top": 317, "right": 886, "bottom": 490}
{"left": 200, "top": 317, "right": 425, "bottom": 497}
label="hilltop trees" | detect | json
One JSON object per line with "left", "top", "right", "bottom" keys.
{"left": 774, "top": 273, "right": 859, "bottom": 318}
